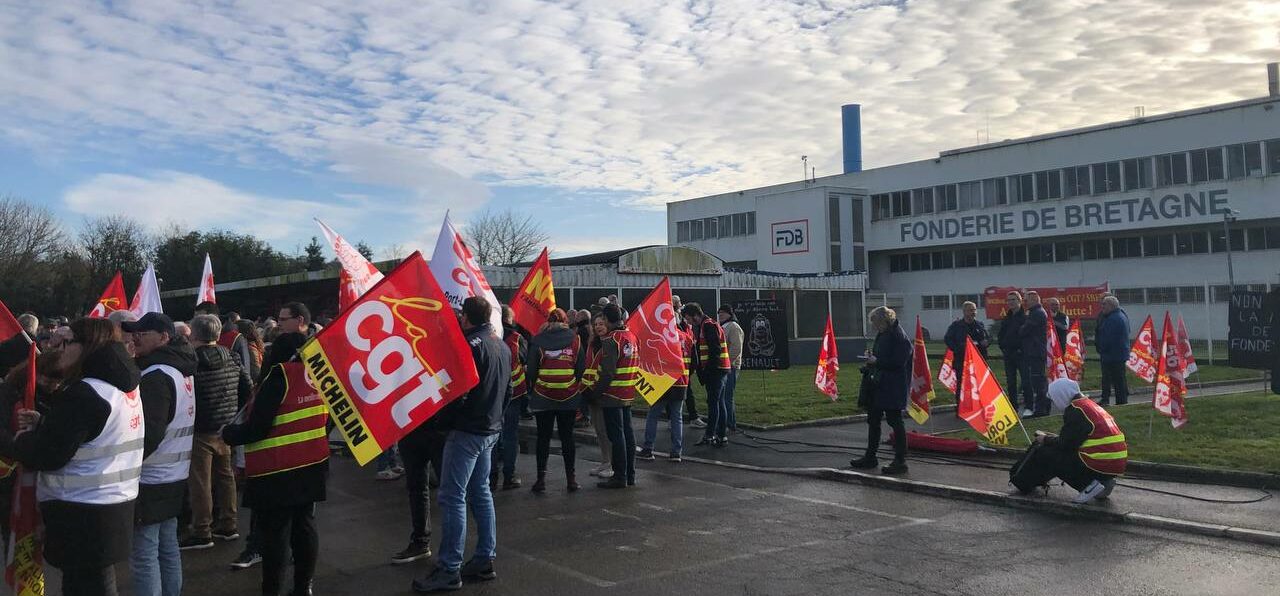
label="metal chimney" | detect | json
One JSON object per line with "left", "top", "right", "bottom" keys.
{"left": 1269, "top": 62, "right": 1279, "bottom": 97}
{"left": 841, "top": 104, "right": 862, "bottom": 174}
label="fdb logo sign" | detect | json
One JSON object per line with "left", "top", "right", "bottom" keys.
{"left": 771, "top": 219, "right": 809, "bottom": 255}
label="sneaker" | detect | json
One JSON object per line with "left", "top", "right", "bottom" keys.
{"left": 392, "top": 542, "right": 433, "bottom": 565}
{"left": 377, "top": 469, "right": 403, "bottom": 481}
{"left": 636, "top": 448, "right": 655, "bottom": 460}
{"left": 591, "top": 463, "right": 611, "bottom": 476}
{"left": 229, "top": 550, "right": 262, "bottom": 570}
{"left": 412, "top": 566, "right": 462, "bottom": 592}
{"left": 1021, "top": 408, "right": 1034, "bottom": 418}
{"left": 693, "top": 437, "right": 713, "bottom": 446}
{"left": 880, "top": 461, "right": 909, "bottom": 476}
{"left": 179, "top": 535, "right": 215, "bottom": 551}
{"left": 211, "top": 528, "right": 240, "bottom": 541}
{"left": 460, "top": 557, "right": 497, "bottom": 581}
{"left": 1097, "top": 478, "right": 1117, "bottom": 500}
{"left": 714, "top": 437, "right": 728, "bottom": 447}
{"left": 669, "top": 454, "right": 682, "bottom": 463}
{"left": 502, "top": 476, "right": 522, "bottom": 490}
{"left": 690, "top": 418, "right": 707, "bottom": 429}
{"left": 597, "top": 468, "right": 615, "bottom": 479}
{"left": 1073, "top": 479, "right": 1108, "bottom": 504}
{"left": 849, "top": 456, "right": 879, "bottom": 469}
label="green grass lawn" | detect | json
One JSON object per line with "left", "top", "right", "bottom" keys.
{"left": 943, "top": 391, "right": 1280, "bottom": 474}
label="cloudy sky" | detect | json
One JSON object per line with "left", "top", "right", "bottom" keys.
{"left": 1, "top": 0, "right": 1277, "bottom": 259}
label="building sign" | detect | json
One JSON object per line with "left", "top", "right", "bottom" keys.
{"left": 983, "top": 284, "right": 1110, "bottom": 320}
{"left": 1228, "top": 290, "right": 1277, "bottom": 371}
{"left": 771, "top": 219, "right": 810, "bottom": 255}
{"left": 897, "top": 189, "right": 1230, "bottom": 244}
{"left": 734, "top": 299, "right": 791, "bottom": 369}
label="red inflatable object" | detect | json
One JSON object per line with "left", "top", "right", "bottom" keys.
{"left": 890, "top": 431, "right": 981, "bottom": 455}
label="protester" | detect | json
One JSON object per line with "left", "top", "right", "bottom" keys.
{"left": 683, "top": 303, "right": 731, "bottom": 447}
{"left": 185, "top": 315, "right": 250, "bottom": 550}
{"left": 173, "top": 322, "right": 192, "bottom": 345}
{"left": 109, "top": 310, "right": 140, "bottom": 356}
{"left": 997, "top": 292, "right": 1026, "bottom": 412}
{"left": 673, "top": 296, "right": 704, "bottom": 429}
{"left": 585, "top": 304, "right": 639, "bottom": 489}
{"left": 850, "top": 306, "right": 911, "bottom": 475}
{"left": 391, "top": 402, "right": 447, "bottom": 565}
{"left": 572, "top": 309, "right": 594, "bottom": 429}
{"left": 1094, "top": 296, "right": 1132, "bottom": 406}
{"left": 212, "top": 310, "right": 254, "bottom": 386}
{"left": 583, "top": 314, "right": 614, "bottom": 478}
{"left": 526, "top": 308, "right": 584, "bottom": 493}
{"left": 943, "top": 301, "right": 989, "bottom": 407}
{"left": 717, "top": 305, "right": 744, "bottom": 433}
{"left": 413, "top": 297, "right": 509, "bottom": 592}
{"left": 1046, "top": 297, "right": 1070, "bottom": 352}
{"left": 235, "top": 320, "right": 265, "bottom": 381}
{"left": 1012, "top": 379, "right": 1126, "bottom": 504}
{"left": 490, "top": 305, "right": 528, "bottom": 490}
{"left": 123, "top": 312, "right": 198, "bottom": 596}
{"left": 0, "top": 313, "right": 38, "bottom": 372}
{"left": 222, "top": 304, "right": 328, "bottom": 596}
{"left": 638, "top": 321, "right": 691, "bottom": 462}
{"left": 0, "top": 318, "right": 142, "bottom": 595}
{"left": 0, "top": 349, "right": 62, "bottom": 540}
{"left": 1019, "top": 291, "right": 1050, "bottom": 417}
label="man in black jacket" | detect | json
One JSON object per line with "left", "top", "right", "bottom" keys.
{"left": 1046, "top": 297, "right": 1070, "bottom": 353}
{"left": 997, "top": 291, "right": 1026, "bottom": 412}
{"left": 1019, "top": 291, "right": 1051, "bottom": 417}
{"left": 414, "top": 297, "right": 510, "bottom": 593}
{"left": 942, "top": 301, "right": 989, "bottom": 406}
{"left": 184, "top": 314, "right": 251, "bottom": 550}
{"left": 123, "top": 312, "right": 198, "bottom": 596}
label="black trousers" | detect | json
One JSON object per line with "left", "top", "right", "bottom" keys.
{"left": 865, "top": 407, "right": 906, "bottom": 464}
{"left": 1021, "top": 357, "right": 1049, "bottom": 414}
{"left": 1014, "top": 444, "right": 1110, "bottom": 492}
{"left": 1003, "top": 354, "right": 1022, "bottom": 410}
{"left": 1099, "top": 361, "right": 1129, "bottom": 405}
{"left": 534, "top": 410, "right": 577, "bottom": 474}
{"left": 60, "top": 565, "right": 118, "bottom": 596}
{"left": 603, "top": 406, "right": 636, "bottom": 483}
{"left": 400, "top": 430, "right": 446, "bottom": 544}
{"left": 258, "top": 503, "right": 318, "bottom": 596}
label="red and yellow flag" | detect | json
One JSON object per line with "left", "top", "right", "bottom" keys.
{"left": 907, "top": 316, "right": 933, "bottom": 424}
{"left": 958, "top": 337, "right": 1020, "bottom": 444}
{"left": 815, "top": 316, "right": 839, "bottom": 400}
{"left": 88, "top": 271, "right": 128, "bottom": 319}
{"left": 1046, "top": 318, "right": 1068, "bottom": 381}
{"left": 625, "top": 277, "right": 683, "bottom": 405}
{"left": 938, "top": 348, "right": 958, "bottom": 394}
{"left": 509, "top": 247, "right": 556, "bottom": 334}
{"left": 1126, "top": 315, "right": 1158, "bottom": 383}
{"left": 6, "top": 342, "right": 44, "bottom": 596}
{"left": 1154, "top": 312, "right": 1189, "bottom": 429}
{"left": 1063, "top": 320, "right": 1085, "bottom": 382}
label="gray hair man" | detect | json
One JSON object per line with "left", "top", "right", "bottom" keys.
{"left": 1094, "top": 296, "right": 1131, "bottom": 406}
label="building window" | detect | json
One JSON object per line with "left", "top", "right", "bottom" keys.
{"left": 1090, "top": 161, "right": 1121, "bottom": 194}
{"left": 978, "top": 247, "right": 1002, "bottom": 267}
{"left": 936, "top": 184, "right": 958, "bottom": 211}
{"left": 932, "top": 251, "right": 953, "bottom": 269}
{"left": 1083, "top": 238, "right": 1111, "bottom": 260}
{"left": 959, "top": 181, "right": 983, "bottom": 210}
{"left": 1010, "top": 174, "right": 1034, "bottom": 203}
{"left": 690, "top": 218, "right": 704, "bottom": 240}
{"left": 891, "top": 190, "right": 912, "bottom": 218}
{"left": 1156, "top": 152, "right": 1189, "bottom": 186}
{"left": 1002, "top": 245, "right": 1027, "bottom": 265}
{"left": 718, "top": 214, "right": 732, "bottom": 236}
{"left": 1112, "top": 236, "right": 1143, "bottom": 258}
{"left": 1265, "top": 226, "right": 1280, "bottom": 249}
{"left": 1190, "top": 147, "right": 1226, "bottom": 183}
{"left": 1175, "top": 231, "right": 1208, "bottom": 255}
{"left": 871, "top": 195, "right": 889, "bottom": 221}
{"left": 733, "top": 212, "right": 748, "bottom": 236}
{"left": 1054, "top": 241, "right": 1082, "bottom": 262}
{"left": 1143, "top": 234, "right": 1175, "bottom": 257}
{"left": 704, "top": 217, "right": 718, "bottom": 239}
{"left": 677, "top": 221, "right": 689, "bottom": 242}
{"left": 1035, "top": 170, "right": 1062, "bottom": 200}
{"left": 1027, "top": 243, "right": 1054, "bottom": 264}
{"left": 1063, "top": 165, "right": 1090, "bottom": 198}
{"left": 1114, "top": 288, "right": 1146, "bottom": 305}
{"left": 922, "top": 295, "right": 951, "bottom": 310}
{"left": 1212, "top": 285, "right": 1232, "bottom": 302}
{"left": 1211, "top": 228, "right": 1245, "bottom": 252}
{"left": 748, "top": 211, "right": 756, "bottom": 234}
{"left": 1147, "top": 287, "right": 1178, "bottom": 304}
{"left": 1266, "top": 139, "right": 1280, "bottom": 175}
{"left": 1178, "top": 286, "right": 1206, "bottom": 303}
{"left": 982, "top": 177, "right": 1007, "bottom": 207}
{"left": 909, "top": 253, "right": 929, "bottom": 271}
{"left": 956, "top": 249, "right": 978, "bottom": 268}
{"left": 889, "top": 254, "right": 909, "bottom": 272}
{"left": 1227, "top": 143, "right": 1264, "bottom": 178}
{"left": 830, "top": 244, "right": 842, "bottom": 272}
{"left": 912, "top": 187, "right": 935, "bottom": 214}
{"left": 829, "top": 197, "right": 841, "bottom": 241}
{"left": 1123, "top": 158, "right": 1151, "bottom": 190}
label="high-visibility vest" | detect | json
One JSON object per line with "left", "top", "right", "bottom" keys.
{"left": 673, "top": 331, "right": 693, "bottom": 388}
{"left": 140, "top": 364, "right": 196, "bottom": 485}
{"left": 1073, "top": 398, "right": 1128, "bottom": 476}
{"left": 582, "top": 345, "right": 599, "bottom": 389}
{"left": 38, "top": 379, "right": 144, "bottom": 505}
{"left": 698, "top": 320, "right": 732, "bottom": 371}
{"left": 217, "top": 330, "right": 241, "bottom": 351}
{"left": 505, "top": 332, "right": 527, "bottom": 399}
{"left": 243, "top": 363, "right": 330, "bottom": 478}
{"left": 602, "top": 328, "right": 640, "bottom": 402}
{"left": 533, "top": 335, "right": 581, "bottom": 402}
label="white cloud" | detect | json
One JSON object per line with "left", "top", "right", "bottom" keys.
{"left": 4, "top": 0, "right": 1279, "bottom": 213}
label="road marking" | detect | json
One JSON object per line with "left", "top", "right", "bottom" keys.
{"left": 613, "top": 539, "right": 829, "bottom": 585}
{"left": 505, "top": 546, "right": 617, "bottom": 588}
{"left": 602, "top": 508, "right": 643, "bottom": 522}
{"left": 638, "top": 502, "right": 673, "bottom": 512}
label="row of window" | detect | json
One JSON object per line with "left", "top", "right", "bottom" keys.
{"left": 675, "top": 211, "right": 757, "bottom": 242}
{"left": 921, "top": 294, "right": 983, "bottom": 311}
{"left": 887, "top": 225, "right": 1280, "bottom": 272}
{"left": 871, "top": 139, "right": 1280, "bottom": 220}
{"left": 921, "top": 285, "right": 1274, "bottom": 312}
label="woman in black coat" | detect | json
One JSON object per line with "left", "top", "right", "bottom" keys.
{"left": 850, "top": 306, "right": 913, "bottom": 475}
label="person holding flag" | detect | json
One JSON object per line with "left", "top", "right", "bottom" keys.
{"left": 1094, "top": 296, "right": 1131, "bottom": 406}
{"left": 942, "top": 301, "right": 989, "bottom": 412}
{"left": 586, "top": 304, "right": 641, "bottom": 489}
{"left": 1012, "top": 379, "right": 1126, "bottom": 505}
{"left": 849, "top": 307, "right": 911, "bottom": 476}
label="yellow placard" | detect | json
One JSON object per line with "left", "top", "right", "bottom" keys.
{"left": 634, "top": 371, "right": 677, "bottom": 406}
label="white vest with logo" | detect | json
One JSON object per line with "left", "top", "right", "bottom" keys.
{"left": 140, "top": 364, "right": 195, "bottom": 485}
{"left": 38, "top": 378, "right": 145, "bottom": 504}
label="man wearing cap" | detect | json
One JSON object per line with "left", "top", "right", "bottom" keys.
{"left": 717, "top": 305, "right": 744, "bottom": 432}
{"left": 123, "top": 313, "right": 198, "bottom": 596}
{"left": 1012, "top": 378, "right": 1127, "bottom": 505}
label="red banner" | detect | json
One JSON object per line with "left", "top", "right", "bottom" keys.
{"left": 1154, "top": 312, "right": 1189, "bottom": 429}
{"left": 1126, "top": 315, "right": 1158, "bottom": 383}
{"left": 983, "top": 284, "right": 1110, "bottom": 320}
{"left": 88, "top": 271, "right": 128, "bottom": 319}
{"left": 625, "top": 277, "right": 682, "bottom": 405}
{"left": 299, "top": 252, "right": 479, "bottom": 465}
{"left": 815, "top": 316, "right": 839, "bottom": 400}
{"left": 907, "top": 316, "right": 933, "bottom": 423}
{"left": 509, "top": 248, "right": 556, "bottom": 334}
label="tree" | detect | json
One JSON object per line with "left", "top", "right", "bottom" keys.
{"left": 79, "top": 215, "right": 151, "bottom": 299}
{"left": 464, "top": 208, "right": 551, "bottom": 265}
{"left": 153, "top": 228, "right": 305, "bottom": 289}
{"left": 355, "top": 241, "right": 374, "bottom": 261}
{"left": 304, "top": 236, "right": 326, "bottom": 271}
{"left": 0, "top": 196, "right": 74, "bottom": 315}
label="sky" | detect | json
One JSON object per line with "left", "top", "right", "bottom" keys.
{"left": 1, "top": 0, "right": 1277, "bottom": 260}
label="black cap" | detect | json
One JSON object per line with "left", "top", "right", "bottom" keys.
{"left": 121, "top": 312, "right": 176, "bottom": 338}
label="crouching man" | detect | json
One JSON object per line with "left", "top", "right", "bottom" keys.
{"left": 1011, "top": 378, "right": 1126, "bottom": 504}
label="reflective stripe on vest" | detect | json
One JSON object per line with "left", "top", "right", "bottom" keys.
{"left": 603, "top": 329, "right": 639, "bottom": 402}
{"left": 582, "top": 347, "right": 599, "bottom": 389}
{"left": 698, "top": 322, "right": 732, "bottom": 370}
{"left": 141, "top": 364, "right": 196, "bottom": 485}
{"left": 534, "top": 335, "right": 580, "bottom": 401}
{"left": 38, "top": 378, "right": 145, "bottom": 505}
{"left": 244, "top": 363, "right": 330, "bottom": 478}
{"left": 506, "top": 332, "right": 527, "bottom": 398}
{"left": 1073, "top": 398, "right": 1128, "bottom": 475}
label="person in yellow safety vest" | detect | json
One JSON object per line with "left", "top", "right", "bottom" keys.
{"left": 526, "top": 308, "right": 586, "bottom": 493}
{"left": 580, "top": 313, "right": 614, "bottom": 478}
{"left": 586, "top": 304, "right": 640, "bottom": 489}
{"left": 222, "top": 307, "right": 329, "bottom": 596}
{"left": 682, "top": 303, "right": 732, "bottom": 447}
{"left": 637, "top": 325, "right": 693, "bottom": 462}
{"left": 490, "top": 306, "right": 529, "bottom": 491}
{"left": 1016, "top": 378, "right": 1126, "bottom": 504}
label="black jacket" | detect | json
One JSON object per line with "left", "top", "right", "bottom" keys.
{"left": 436, "top": 324, "right": 509, "bottom": 436}
{"left": 870, "top": 320, "right": 913, "bottom": 411}
{"left": 0, "top": 342, "right": 140, "bottom": 568}
{"left": 943, "top": 318, "right": 989, "bottom": 365}
{"left": 222, "top": 361, "right": 328, "bottom": 510}
{"left": 135, "top": 341, "right": 198, "bottom": 526}
{"left": 0, "top": 332, "right": 29, "bottom": 377}
{"left": 1020, "top": 304, "right": 1049, "bottom": 361}
{"left": 526, "top": 325, "right": 584, "bottom": 411}
{"left": 193, "top": 344, "right": 248, "bottom": 432}
{"left": 997, "top": 309, "right": 1025, "bottom": 356}
{"left": 1051, "top": 311, "right": 1070, "bottom": 352}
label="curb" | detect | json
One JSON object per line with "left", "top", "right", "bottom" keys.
{"left": 980, "top": 446, "right": 1280, "bottom": 490}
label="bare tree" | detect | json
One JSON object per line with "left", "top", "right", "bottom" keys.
{"left": 79, "top": 215, "right": 153, "bottom": 292}
{"left": 464, "top": 208, "right": 551, "bottom": 265}
{"left": 0, "top": 195, "right": 70, "bottom": 312}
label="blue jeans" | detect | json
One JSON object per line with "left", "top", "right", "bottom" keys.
{"left": 491, "top": 397, "right": 523, "bottom": 479}
{"left": 376, "top": 444, "right": 402, "bottom": 472}
{"left": 642, "top": 388, "right": 685, "bottom": 455}
{"left": 603, "top": 406, "right": 636, "bottom": 483}
{"left": 723, "top": 369, "right": 739, "bottom": 431}
{"left": 702, "top": 372, "right": 728, "bottom": 439}
{"left": 131, "top": 517, "right": 181, "bottom": 596}
{"left": 437, "top": 431, "right": 499, "bottom": 572}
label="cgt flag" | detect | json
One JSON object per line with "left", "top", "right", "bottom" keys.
{"left": 197, "top": 253, "right": 217, "bottom": 305}
{"left": 88, "top": 271, "right": 128, "bottom": 319}
{"left": 625, "top": 277, "right": 682, "bottom": 406}
{"left": 1046, "top": 318, "right": 1069, "bottom": 381}
{"left": 938, "top": 348, "right": 958, "bottom": 394}
{"left": 128, "top": 263, "right": 163, "bottom": 316}
{"left": 815, "top": 315, "right": 839, "bottom": 400}
{"left": 958, "top": 337, "right": 1020, "bottom": 445}
{"left": 316, "top": 219, "right": 385, "bottom": 312}
{"left": 5, "top": 342, "right": 44, "bottom": 596}
{"left": 1154, "top": 312, "right": 1189, "bottom": 429}
{"left": 1126, "top": 315, "right": 1158, "bottom": 383}
{"left": 429, "top": 213, "right": 503, "bottom": 332}
{"left": 299, "top": 252, "right": 479, "bottom": 465}
{"left": 1176, "top": 314, "right": 1198, "bottom": 376}
{"left": 907, "top": 316, "right": 933, "bottom": 424}
{"left": 1063, "top": 320, "right": 1086, "bottom": 382}
{"left": 509, "top": 247, "right": 556, "bottom": 334}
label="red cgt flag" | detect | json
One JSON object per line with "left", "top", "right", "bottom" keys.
{"left": 6, "top": 341, "right": 44, "bottom": 596}
{"left": 299, "top": 252, "right": 479, "bottom": 465}
{"left": 509, "top": 248, "right": 556, "bottom": 334}
{"left": 625, "top": 277, "right": 684, "bottom": 405}
{"left": 1063, "top": 320, "right": 1085, "bottom": 382}
{"left": 316, "top": 219, "right": 385, "bottom": 312}
{"left": 907, "top": 316, "right": 933, "bottom": 424}
{"left": 1126, "top": 315, "right": 1158, "bottom": 383}
{"left": 1176, "top": 315, "right": 1198, "bottom": 376}
{"left": 1154, "top": 312, "right": 1189, "bottom": 429}
{"left": 0, "top": 299, "right": 21, "bottom": 341}
{"left": 1046, "top": 318, "right": 1068, "bottom": 381}
{"left": 88, "top": 272, "right": 128, "bottom": 319}
{"left": 815, "top": 315, "right": 839, "bottom": 400}
{"left": 938, "top": 348, "right": 958, "bottom": 394}
{"left": 958, "top": 337, "right": 1021, "bottom": 444}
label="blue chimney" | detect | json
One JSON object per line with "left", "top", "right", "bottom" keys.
{"left": 842, "top": 104, "right": 862, "bottom": 174}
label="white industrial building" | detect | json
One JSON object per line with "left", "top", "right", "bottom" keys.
{"left": 668, "top": 64, "right": 1280, "bottom": 350}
